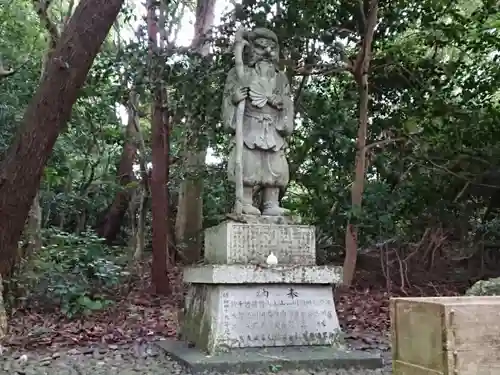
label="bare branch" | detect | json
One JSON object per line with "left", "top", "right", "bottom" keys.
{"left": 364, "top": 137, "right": 406, "bottom": 152}
{"left": 293, "top": 75, "right": 308, "bottom": 108}
{"left": 357, "top": 0, "right": 367, "bottom": 29}
{"left": 295, "top": 62, "right": 350, "bottom": 76}
{"left": 65, "top": 0, "right": 75, "bottom": 25}
{"left": 353, "top": 0, "right": 379, "bottom": 78}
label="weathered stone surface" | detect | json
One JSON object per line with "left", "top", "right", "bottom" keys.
{"left": 204, "top": 221, "right": 315, "bottom": 265}
{"left": 222, "top": 27, "right": 294, "bottom": 217}
{"left": 184, "top": 264, "right": 342, "bottom": 284}
{"left": 156, "top": 339, "right": 384, "bottom": 374}
{"left": 181, "top": 284, "right": 342, "bottom": 354}
{"left": 391, "top": 296, "right": 500, "bottom": 375}
{"left": 226, "top": 213, "right": 301, "bottom": 224}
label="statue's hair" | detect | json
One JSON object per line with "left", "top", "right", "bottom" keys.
{"left": 248, "top": 27, "right": 279, "bottom": 44}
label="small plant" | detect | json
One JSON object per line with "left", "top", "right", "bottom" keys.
{"left": 10, "top": 228, "right": 129, "bottom": 318}
{"left": 269, "top": 364, "right": 282, "bottom": 373}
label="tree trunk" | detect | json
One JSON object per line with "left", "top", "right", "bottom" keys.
{"left": 23, "top": 192, "right": 42, "bottom": 258}
{"left": 343, "top": 0, "right": 378, "bottom": 286}
{"left": 127, "top": 90, "right": 147, "bottom": 262}
{"left": 150, "top": 99, "right": 171, "bottom": 294}
{"left": 132, "top": 185, "right": 147, "bottom": 261}
{"left": 175, "top": 149, "right": 206, "bottom": 262}
{"left": 0, "top": 0, "right": 124, "bottom": 278}
{"left": 22, "top": 0, "right": 59, "bottom": 260}
{"left": 97, "top": 95, "right": 139, "bottom": 244}
{"left": 175, "top": 0, "right": 216, "bottom": 264}
{"left": 0, "top": 274, "right": 6, "bottom": 339}
{"left": 148, "top": 0, "right": 171, "bottom": 295}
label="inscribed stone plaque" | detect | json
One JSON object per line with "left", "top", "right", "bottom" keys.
{"left": 217, "top": 285, "right": 341, "bottom": 348}
{"left": 204, "top": 222, "right": 316, "bottom": 265}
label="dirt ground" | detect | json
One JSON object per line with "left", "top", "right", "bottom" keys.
{"left": 0, "top": 265, "right": 469, "bottom": 375}
{"left": 0, "top": 341, "right": 393, "bottom": 374}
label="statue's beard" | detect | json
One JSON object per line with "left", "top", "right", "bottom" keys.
{"left": 253, "top": 59, "right": 276, "bottom": 79}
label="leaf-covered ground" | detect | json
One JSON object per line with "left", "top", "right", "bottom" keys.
{"left": 0, "top": 263, "right": 467, "bottom": 374}
{"left": 0, "top": 343, "right": 393, "bottom": 375}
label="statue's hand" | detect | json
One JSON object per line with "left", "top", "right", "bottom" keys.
{"left": 268, "top": 94, "right": 283, "bottom": 110}
{"left": 232, "top": 86, "right": 249, "bottom": 104}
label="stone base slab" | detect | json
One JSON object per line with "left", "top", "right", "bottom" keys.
{"left": 204, "top": 221, "right": 316, "bottom": 265}
{"left": 181, "top": 284, "right": 342, "bottom": 354}
{"left": 226, "top": 213, "right": 301, "bottom": 225}
{"left": 156, "top": 339, "right": 384, "bottom": 374}
{"left": 184, "top": 264, "right": 342, "bottom": 284}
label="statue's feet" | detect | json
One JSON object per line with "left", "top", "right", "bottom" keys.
{"left": 262, "top": 203, "right": 290, "bottom": 216}
{"left": 242, "top": 203, "right": 261, "bottom": 215}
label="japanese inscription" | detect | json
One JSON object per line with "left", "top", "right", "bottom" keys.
{"left": 219, "top": 285, "right": 340, "bottom": 347}
{"left": 257, "top": 288, "right": 269, "bottom": 298}
{"left": 227, "top": 224, "right": 315, "bottom": 264}
{"left": 287, "top": 287, "right": 298, "bottom": 299}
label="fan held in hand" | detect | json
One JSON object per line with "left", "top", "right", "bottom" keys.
{"left": 249, "top": 82, "right": 268, "bottom": 108}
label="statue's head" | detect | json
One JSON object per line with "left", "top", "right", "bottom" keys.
{"left": 247, "top": 27, "right": 279, "bottom": 66}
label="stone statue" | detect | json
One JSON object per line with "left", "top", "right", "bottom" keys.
{"left": 222, "top": 27, "right": 294, "bottom": 217}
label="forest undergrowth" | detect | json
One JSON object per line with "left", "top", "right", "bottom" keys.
{"left": 1, "top": 235, "right": 478, "bottom": 353}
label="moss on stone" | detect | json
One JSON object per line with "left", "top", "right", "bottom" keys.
{"left": 181, "top": 285, "right": 214, "bottom": 353}
{"left": 466, "top": 277, "right": 500, "bottom": 296}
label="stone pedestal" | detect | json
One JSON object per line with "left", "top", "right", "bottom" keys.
{"left": 157, "top": 219, "right": 383, "bottom": 372}
{"left": 182, "top": 270, "right": 341, "bottom": 353}
{"left": 181, "top": 220, "right": 343, "bottom": 353}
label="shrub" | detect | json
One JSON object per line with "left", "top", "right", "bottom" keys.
{"left": 466, "top": 277, "right": 500, "bottom": 296}
{"left": 10, "top": 229, "right": 129, "bottom": 318}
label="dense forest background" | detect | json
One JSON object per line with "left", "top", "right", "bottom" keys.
{"left": 0, "top": 0, "right": 500, "bottom": 346}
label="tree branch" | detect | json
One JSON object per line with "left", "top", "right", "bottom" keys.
{"left": 0, "top": 59, "right": 15, "bottom": 79}
{"left": 33, "top": 0, "right": 60, "bottom": 49}
{"left": 293, "top": 74, "right": 308, "bottom": 108}
{"left": 358, "top": 0, "right": 366, "bottom": 28}
{"left": 364, "top": 136, "right": 406, "bottom": 152}
{"left": 294, "top": 62, "right": 351, "bottom": 75}
{"left": 353, "top": 0, "right": 378, "bottom": 79}
{"left": 64, "top": 0, "right": 75, "bottom": 26}
{"left": 0, "top": 55, "right": 31, "bottom": 80}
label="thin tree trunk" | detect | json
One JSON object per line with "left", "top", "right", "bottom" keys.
{"left": 97, "top": 98, "right": 139, "bottom": 244}
{"left": 57, "top": 172, "right": 73, "bottom": 229}
{"left": 24, "top": 192, "right": 42, "bottom": 257}
{"left": 0, "top": 274, "right": 6, "bottom": 339}
{"left": 150, "top": 99, "right": 171, "bottom": 294}
{"left": 175, "top": 0, "right": 216, "bottom": 264}
{"left": 175, "top": 149, "right": 206, "bottom": 262}
{"left": 343, "top": 0, "right": 378, "bottom": 286}
{"left": 148, "top": 0, "right": 171, "bottom": 295}
{"left": 126, "top": 90, "right": 147, "bottom": 261}
{"left": 129, "top": 188, "right": 137, "bottom": 249}
{"left": 133, "top": 185, "right": 147, "bottom": 260}
{"left": 0, "top": 0, "right": 124, "bottom": 278}
{"left": 23, "top": 0, "right": 60, "bottom": 259}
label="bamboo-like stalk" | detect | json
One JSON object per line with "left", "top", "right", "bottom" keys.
{"left": 232, "top": 28, "right": 248, "bottom": 215}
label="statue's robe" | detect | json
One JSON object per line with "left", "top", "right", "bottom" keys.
{"left": 222, "top": 64, "right": 294, "bottom": 188}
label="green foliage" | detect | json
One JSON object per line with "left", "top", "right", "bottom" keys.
{"left": 2, "top": 0, "right": 500, "bottom": 297}
{"left": 11, "top": 229, "right": 128, "bottom": 318}
{"left": 269, "top": 364, "right": 283, "bottom": 373}
{"left": 0, "top": 0, "right": 45, "bottom": 152}
{"left": 466, "top": 277, "right": 500, "bottom": 296}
